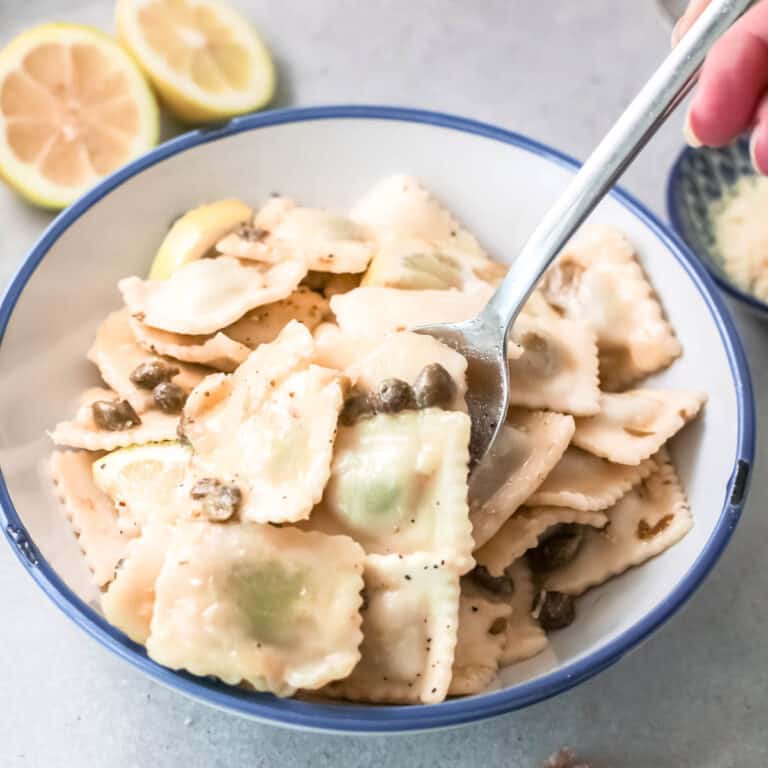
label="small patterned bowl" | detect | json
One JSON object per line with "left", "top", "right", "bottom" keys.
{"left": 667, "top": 136, "right": 768, "bottom": 318}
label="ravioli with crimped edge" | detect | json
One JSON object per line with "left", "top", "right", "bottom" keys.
{"left": 48, "top": 178, "right": 704, "bottom": 702}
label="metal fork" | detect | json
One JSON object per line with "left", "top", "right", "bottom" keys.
{"left": 415, "top": 0, "right": 752, "bottom": 466}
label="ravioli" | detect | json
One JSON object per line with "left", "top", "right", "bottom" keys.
{"left": 347, "top": 330, "right": 468, "bottom": 411}
{"left": 119, "top": 257, "right": 307, "bottom": 335}
{"left": 147, "top": 522, "right": 365, "bottom": 695}
{"left": 543, "top": 455, "right": 692, "bottom": 595}
{"left": 475, "top": 506, "right": 608, "bottom": 577}
{"left": 526, "top": 447, "right": 658, "bottom": 511}
{"left": 308, "top": 409, "right": 473, "bottom": 568}
{"left": 449, "top": 581, "right": 512, "bottom": 695}
{"left": 498, "top": 560, "right": 548, "bottom": 665}
{"left": 330, "top": 284, "right": 495, "bottom": 339}
{"left": 224, "top": 287, "right": 329, "bottom": 347}
{"left": 542, "top": 225, "right": 681, "bottom": 390}
{"left": 311, "top": 322, "right": 378, "bottom": 371}
{"left": 50, "top": 388, "right": 180, "bottom": 452}
{"left": 323, "top": 552, "right": 461, "bottom": 704}
{"left": 101, "top": 523, "right": 171, "bottom": 643}
{"left": 46, "top": 179, "right": 708, "bottom": 706}
{"left": 508, "top": 313, "right": 600, "bottom": 416}
{"left": 351, "top": 174, "right": 505, "bottom": 284}
{"left": 572, "top": 389, "right": 706, "bottom": 465}
{"left": 50, "top": 450, "right": 131, "bottom": 587}
{"left": 220, "top": 199, "right": 375, "bottom": 274}
{"left": 469, "top": 410, "right": 575, "bottom": 549}
{"left": 88, "top": 308, "right": 209, "bottom": 410}
{"left": 130, "top": 316, "right": 251, "bottom": 373}
{"left": 363, "top": 236, "right": 503, "bottom": 292}
{"left": 183, "top": 322, "right": 344, "bottom": 524}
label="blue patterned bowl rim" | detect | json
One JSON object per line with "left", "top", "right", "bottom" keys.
{"left": 667, "top": 143, "right": 768, "bottom": 318}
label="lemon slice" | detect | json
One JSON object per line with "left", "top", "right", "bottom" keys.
{"left": 116, "top": 0, "right": 276, "bottom": 124}
{"left": 93, "top": 441, "right": 191, "bottom": 525}
{"left": 149, "top": 197, "right": 252, "bottom": 279}
{"left": 0, "top": 23, "right": 159, "bottom": 210}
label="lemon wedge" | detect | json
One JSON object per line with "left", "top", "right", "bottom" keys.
{"left": 0, "top": 23, "right": 159, "bottom": 210}
{"left": 93, "top": 441, "right": 191, "bottom": 525}
{"left": 149, "top": 197, "right": 252, "bottom": 279}
{"left": 115, "top": 0, "right": 276, "bottom": 124}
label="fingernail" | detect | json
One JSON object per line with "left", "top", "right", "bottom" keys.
{"left": 749, "top": 132, "right": 767, "bottom": 176}
{"left": 671, "top": 18, "right": 683, "bottom": 46}
{"left": 684, "top": 110, "right": 703, "bottom": 148}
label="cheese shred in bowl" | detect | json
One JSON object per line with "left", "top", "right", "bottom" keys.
{"left": 712, "top": 175, "right": 768, "bottom": 302}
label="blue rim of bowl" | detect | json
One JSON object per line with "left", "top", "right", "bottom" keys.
{"left": 667, "top": 144, "right": 768, "bottom": 317}
{"left": 0, "top": 105, "right": 755, "bottom": 733}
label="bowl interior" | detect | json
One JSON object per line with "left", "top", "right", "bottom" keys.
{"left": 667, "top": 136, "right": 768, "bottom": 315}
{"left": 0, "top": 112, "right": 745, "bottom": 728}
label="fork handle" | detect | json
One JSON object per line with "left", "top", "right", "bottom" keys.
{"left": 484, "top": 0, "right": 754, "bottom": 335}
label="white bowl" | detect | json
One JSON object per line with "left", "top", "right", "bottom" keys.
{"left": 0, "top": 106, "right": 754, "bottom": 733}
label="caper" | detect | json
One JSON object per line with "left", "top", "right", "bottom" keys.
{"left": 340, "top": 392, "right": 376, "bottom": 426}
{"left": 374, "top": 378, "right": 415, "bottom": 414}
{"left": 536, "top": 590, "right": 575, "bottom": 631}
{"left": 153, "top": 382, "right": 187, "bottom": 414}
{"left": 91, "top": 400, "right": 141, "bottom": 431}
{"left": 413, "top": 363, "right": 456, "bottom": 409}
{"left": 469, "top": 564, "right": 515, "bottom": 595}
{"left": 129, "top": 360, "right": 179, "bottom": 390}
{"left": 236, "top": 223, "right": 267, "bottom": 242}
{"left": 190, "top": 477, "right": 242, "bottom": 521}
{"left": 528, "top": 524, "right": 584, "bottom": 572}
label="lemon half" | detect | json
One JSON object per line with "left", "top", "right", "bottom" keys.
{"left": 93, "top": 441, "right": 191, "bottom": 525}
{"left": 116, "top": 0, "right": 276, "bottom": 124}
{"left": 148, "top": 197, "right": 252, "bottom": 279}
{"left": 0, "top": 23, "right": 159, "bottom": 210}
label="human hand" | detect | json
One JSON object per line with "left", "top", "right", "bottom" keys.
{"left": 674, "top": 1, "right": 768, "bottom": 173}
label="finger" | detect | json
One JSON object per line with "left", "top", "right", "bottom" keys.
{"left": 749, "top": 90, "right": 768, "bottom": 174}
{"left": 672, "top": 0, "right": 712, "bottom": 46}
{"left": 688, "top": 1, "right": 768, "bottom": 146}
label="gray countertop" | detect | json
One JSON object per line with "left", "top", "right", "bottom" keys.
{"left": 1, "top": 2, "right": 766, "bottom": 766}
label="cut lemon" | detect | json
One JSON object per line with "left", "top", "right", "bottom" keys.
{"left": 149, "top": 197, "right": 252, "bottom": 279}
{"left": 93, "top": 441, "right": 191, "bottom": 525}
{"left": 116, "top": 0, "right": 276, "bottom": 124}
{"left": 0, "top": 23, "right": 159, "bottom": 210}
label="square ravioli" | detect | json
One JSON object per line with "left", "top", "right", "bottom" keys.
{"left": 475, "top": 506, "right": 608, "bottom": 577}
{"left": 508, "top": 312, "right": 600, "bottom": 416}
{"left": 526, "top": 446, "right": 658, "bottom": 512}
{"left": 449, "top": 581, "right": 512, "bottom": 695}
{"left": 543, "top": 454, "right": 692, "bottom": 596}
{"left": 350, "top": 174, "right": 505, "bottom": 285}
{"left": 88, "top": 308, "right": 209, "bottom": 412}
{"left": 323, "top": 553, "right": 461, "bottom": 704}
{"left": 308, "top": 409, "right": 473, "bottom": 568}
{"left": 120, "top": 256, "right": 307, "bottom": 335}
{"left": 469, "top": 409, "right": 575, "bottom": 549}
{"left": 329, "top": 284, "right": 495, "bottom": 339}
{"left": 50, "top": 388, "right": 180, "bottom": 453}
{"left": 573, "top": 389, "right": 706, "bottom": 465}
{"left": 147, "top": 522, "right": 365, "bottom": 696}
{"left": 541, "top": 225, "right": 681, "bottom": 390}
{"left": 101, "top": 523, "right": 172, "bottom": 644}
{"left": 183, "top": 321, "right": 344, "bottom": 524}
{"left": 498, "top": 560, "right": 548, "bottom": 665}
{"left": 50, "top": 449, "right": 131, "bottom": 587}
{"left": 218, "top": 199, "right": 375, "bottom": 274}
